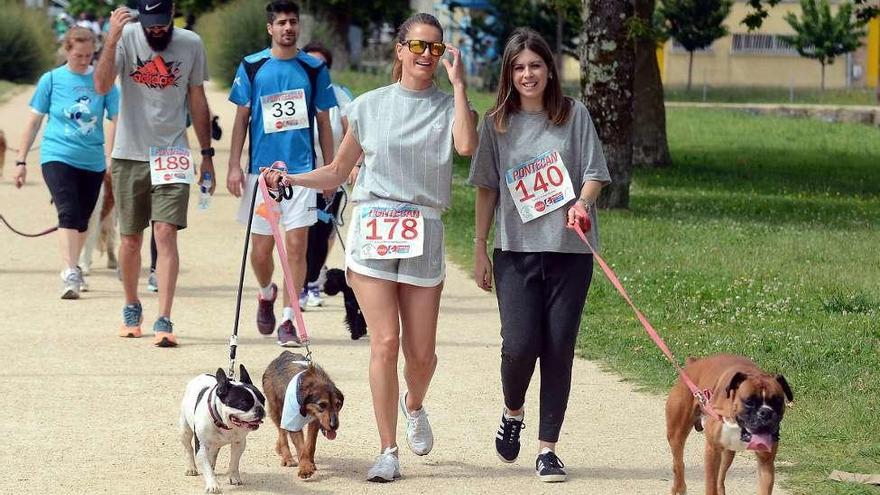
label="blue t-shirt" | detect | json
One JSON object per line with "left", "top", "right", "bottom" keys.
{"left": 29, "top": 66, "right": 120, "bottom": 172}
{"left": 228, "top": 49, "right": 337, "bottom": 175}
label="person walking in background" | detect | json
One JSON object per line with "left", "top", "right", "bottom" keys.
{"left": 469, "top": 28, "right": 611, "bottom": 482}
{"left": 94, "top": 0, "right": 215, "bottom": 347}
{"left": 262, "top": 12, "right": 478, "bottom": 481}
{"left": 226, "top": 0, "right": 337, "bottom": 346}
{"left": 13, "top": 27, "right": 119, "bottom": 299}
{"left": 299, "top": 40, "right": 355, "bottom": 309}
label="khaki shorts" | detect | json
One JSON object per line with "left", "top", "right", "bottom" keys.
{"left": 111, "top": 158, "right": 190, "bottom": 235}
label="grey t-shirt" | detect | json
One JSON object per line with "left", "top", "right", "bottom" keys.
{"left": 345, "top": 82, "right": 456, "bottom": 210}
{"left": 468, "top": 99, "right": 611, "bottom": 253}
{"left": 112, "top": 24, "right": 208, "bottom": 161}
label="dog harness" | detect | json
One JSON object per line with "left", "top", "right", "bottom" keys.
{"left": 281, "top": 370, "right": 314, "bottom": 432}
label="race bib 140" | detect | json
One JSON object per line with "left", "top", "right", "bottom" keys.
{"left": 505, "top": 150, "right": 575, "bottom": 223}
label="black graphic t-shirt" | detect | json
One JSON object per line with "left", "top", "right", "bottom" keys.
{"left": 113, "top": 23, "right": 208, "bottom": 161}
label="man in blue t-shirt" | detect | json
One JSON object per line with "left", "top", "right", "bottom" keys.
{"left": 227, "top": 0, "right": 337, "bottom": 347}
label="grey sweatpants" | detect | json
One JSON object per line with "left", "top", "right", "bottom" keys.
{"left": 492, "top": 249, "right": 594, "bottom": 443}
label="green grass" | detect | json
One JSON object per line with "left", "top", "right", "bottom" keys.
{"left": 665, "top": 85, "right": 880, "bottom": 106}
{"left": 335, "top": 70, "right": 880, "bottom": 494}
{"left": 447, "top": 108, "right": 880, "bottom": 495}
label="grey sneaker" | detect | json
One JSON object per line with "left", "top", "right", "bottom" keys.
{"left": 147, "top": 269, "right": 158, "bottom": 293}
{"left": 76, "top": 266, "right": 89, "bottom": 292}
{"left": 367, "top": 446, "right": 401, "bottom": 482}
{"left": 60, "top": 269, "right": 80, "bottom": 300}
{"left": 400, "top": 393, "right": 433, "bottom": 456}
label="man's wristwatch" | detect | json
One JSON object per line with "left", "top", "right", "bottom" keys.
{"left": 15, "top": 160, "right": 26, "bottom": 167}
{"left": 200, "top": 147, "right": 215, "bottom": 157}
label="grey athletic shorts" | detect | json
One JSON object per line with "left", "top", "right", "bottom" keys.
{"left": 345, "top": 200, "right": 445, "bottom": 287}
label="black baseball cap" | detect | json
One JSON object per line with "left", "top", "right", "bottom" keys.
{"left": 138, "top": 0, "right": 173, "bottom": 28}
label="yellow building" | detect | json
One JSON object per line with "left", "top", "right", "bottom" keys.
{"left": 657, "top": 1, "right": 880, "bottom": 89}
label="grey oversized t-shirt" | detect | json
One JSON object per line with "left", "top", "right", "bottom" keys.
{"left": 112, "top": 24, "right": 208, "bottom": 161}
{"left": 345, "top": 82, "right": 456, "bottom": 210}
{"left": 468, "top": 99, "right": 611, "bottom": 253}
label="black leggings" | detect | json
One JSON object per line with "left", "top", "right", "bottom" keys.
{"left": 492, "top": 250, "right": 594, "bottom": 443}
{"left": 305, "top": 190, "right": 343, "bottom": 284}
{"left": 41, "top": 162, "right": 104, "bottom": 232}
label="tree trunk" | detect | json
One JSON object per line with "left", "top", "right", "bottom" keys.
{"left": 687, "top": 50, "right": 694, "bottom": 92}
{"left": 820, "top": 62, "right": 826, "bottom": 92}
{"left": 581, "top": 0, "right": 635, "bottom": 209}
{"left": 632, "top": 0, "right": 671, "bottom": 168}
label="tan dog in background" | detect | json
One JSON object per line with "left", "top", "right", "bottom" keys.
{"left": 666, "top": 354, "right": 793, "bottom": 495}
{"left": 0, "top": 130, "right": 7, "bottom": 179}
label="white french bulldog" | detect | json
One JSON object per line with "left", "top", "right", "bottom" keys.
{"left": 179, "top": 365, "right": 266, "bottom": 493}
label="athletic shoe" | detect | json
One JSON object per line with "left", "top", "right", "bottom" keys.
{"left": 316, "top": 265, "right": 328, "bottom": 292}
{"left": 147, "top": 269, "right": 158, "bottom": 293}
{"left": 306, "top": 283, "right": 324, "bottom": 307}
{"left": 298, "top": 287, "right": 308, "bottom": 312}
{"left": 119, "top": 302, "right": 143, "bottom": 338}
{"left": 256, "top": 283, "right": 278, "bottom": 335}
{"left": 536, "top": 450, "right": 567, "bottom": 482}
{"left": 400, "top": 393, "right": 433, "bottom": 456}
{"left": 76, "top": 266, "right": 89, "bottom": 292}
{"left": 366, "top": 446, "right": 401, "bottom": 482}
{"left": 277, "top": 320, "right": 304, "bottom": 347}
{"left": 495, "top": 411, "right": 526, "bottom": 463}
{"left": 60, "top": 269, "right": 80, "bottom": 300}
{"left": 153, "top": 316, "right": 178, "bottom": 347}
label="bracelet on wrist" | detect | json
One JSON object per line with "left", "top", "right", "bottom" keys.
{"left": 473, "top": 237, "right": 487, "bottom": 244}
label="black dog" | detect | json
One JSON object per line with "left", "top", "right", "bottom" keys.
{"left": 323, "top": 268, "right": 367, "bottom": 340}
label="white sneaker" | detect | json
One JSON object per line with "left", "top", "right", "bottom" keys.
{"left": 306, "top": 284, "right": 324, "bottom": 307}
{"left": 400, "top": 393, "right": 433, "bottom": 456}
{"left": 367, "top": 446, "right": 401, "bottom": 482}
{"left": 147, "top": 270, "right": 158, "bottom": 293}
{"left": 60, "top": 269, "right": 80, "bottom": 300}
{"left": 76, "top": 266, "right": 89, "bottom": 292}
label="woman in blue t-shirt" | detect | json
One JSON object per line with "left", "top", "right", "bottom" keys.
{"left": 13, "top": 27, "right": 120, "bottom": 300}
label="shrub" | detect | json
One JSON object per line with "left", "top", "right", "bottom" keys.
{"left": 0, "top": 1, "right": 57, "bottom": 83}
{"left": 198, "top": 0, "right": 269, "bottom": 88}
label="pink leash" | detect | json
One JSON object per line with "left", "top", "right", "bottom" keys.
{"left": 256, "top": 173, "right": 311, "bottom": 346}
{"left": 571, "top": 223, "right": 721, "bottom": 421}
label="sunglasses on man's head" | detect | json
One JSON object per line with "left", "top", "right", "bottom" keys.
{"left": 401, "top": 39, "right": 446, "bottom": 57}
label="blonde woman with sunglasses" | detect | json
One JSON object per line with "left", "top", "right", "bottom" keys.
{"left": 263, "top": 12, "right": 478, "bottom": 482}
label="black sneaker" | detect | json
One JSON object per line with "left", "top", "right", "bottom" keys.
{"left": 495, "top": 412, "right": 525, "bottom": 463}
{"left": 536, "top": 451, "right": 566, "bottom": 482}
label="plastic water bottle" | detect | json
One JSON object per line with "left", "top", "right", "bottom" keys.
{"left": 199, "top": 172, "right": 212, "bottom": 210}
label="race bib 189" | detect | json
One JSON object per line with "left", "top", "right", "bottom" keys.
{"left": 261, "top": 89, "right": 308, "bottom": 134}
{"left": 505, "top": 150, "right": 575, "bottom": 223}
{"left": 149, "top": 146, "right": 195, "bottom": 186}
{"left": 358, "top": 206, "right": 424, "bottom": 259}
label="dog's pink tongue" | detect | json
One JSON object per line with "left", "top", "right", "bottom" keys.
{"left": 325, "top": 430, "right": 337, "bottom": 440}
{"left": 747, "top": 433, "right": 774, "bottom": 452}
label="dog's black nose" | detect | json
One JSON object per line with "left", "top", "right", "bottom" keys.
{"left": 757, "top": 408, "right": 773, "bottom": 421}
{"left": 330, "top": 415, "right": 339, "bottom": 431}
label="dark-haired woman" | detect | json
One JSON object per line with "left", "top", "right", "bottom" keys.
{"left": 263, "top": 12, "right": 478, "bottom": 482}
{"left": 469, "top": 27, "right": 611, "bottom": 482}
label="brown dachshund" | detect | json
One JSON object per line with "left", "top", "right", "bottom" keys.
{"left": 262, "top": 351, "right": 344, "bottom": 480}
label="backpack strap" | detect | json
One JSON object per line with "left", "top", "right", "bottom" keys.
{"left": 242, "top": 57, "right": 271, "bottom": 171}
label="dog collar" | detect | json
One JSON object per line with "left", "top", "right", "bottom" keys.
{"left": 208, "top": 387, "right": 231, "bottom": 430}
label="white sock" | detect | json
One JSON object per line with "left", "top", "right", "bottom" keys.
{"left": 539, "top": 447, "right": 554, "bottom": 455}
{"left": 282, "top": 306, "right": 294, "bottom": 322}
{"left": 504, "top": 408, "right": 524, "bottom": 421}
{"left": 259, "top": 284, "right": 275, "bottom": 300}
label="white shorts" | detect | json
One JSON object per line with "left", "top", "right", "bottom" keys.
{"left": 236, "top": 174, "right": 317, "bottom": 235}
{"left": 345, "top": 200, "right": 445, "bottom": 287}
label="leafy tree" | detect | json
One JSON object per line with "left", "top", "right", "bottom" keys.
{"left": 782, "top": 0, "right": 866, "bottom": 91}
{"left": 659, "top": 0, "right": 732, "bottom": 91}
{"left": 301, "top": 0, "right": 411, "bottom": 69}
{"left": 478, "top": 0, "right": 581, "bottom": 62}
{"left": 743, "top": 0, "right": 878, "bottom": 30}
{"left": 67, "top": 0, "right": 125, "bottom": 17}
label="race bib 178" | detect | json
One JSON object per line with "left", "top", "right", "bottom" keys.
{"left": 358, "top": 206, "right": 425, "bottom": 259}
{"left": 505, "top": 150, "right": 575, "bottom": 223}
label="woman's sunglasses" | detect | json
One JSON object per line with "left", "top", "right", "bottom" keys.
{"left": 401, "top": 39, "right": 446, "bottom": 57}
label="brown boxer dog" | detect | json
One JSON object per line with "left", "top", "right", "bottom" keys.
{"left": 665, "top": 354, "right": 793, "bottom": 495}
